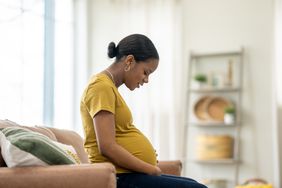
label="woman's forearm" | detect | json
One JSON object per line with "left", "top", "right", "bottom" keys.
{"left": 101, "top": 143, "right": 160, "bottom": 175}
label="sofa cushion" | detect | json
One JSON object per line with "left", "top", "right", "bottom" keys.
{"left": 0, "top": 119, "right": 57, "bottom": 141}
{"left": 0, "top": 127, "right": 77, "bottom": 167}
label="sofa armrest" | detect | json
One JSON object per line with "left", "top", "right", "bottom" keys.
{"left": 158, "top": 160, "right": 182, "bottom": 176}
{"left": 0, "top": 163, "right": 116, "bottom": 188}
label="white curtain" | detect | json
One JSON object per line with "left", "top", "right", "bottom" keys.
{"left": 83, "top": 0, "right": 185, "bottom": 160}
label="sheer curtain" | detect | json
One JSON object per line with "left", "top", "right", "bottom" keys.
{"left": 85, "top": 0, "right": 185, "bottom": 160}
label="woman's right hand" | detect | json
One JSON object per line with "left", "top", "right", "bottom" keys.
{"left": 149, "top": 166, "right": 162, "bottom": 176}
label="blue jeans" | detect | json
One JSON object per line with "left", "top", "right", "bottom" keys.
{"left": 116, "top": 173, "right": 207, "bottom": 188}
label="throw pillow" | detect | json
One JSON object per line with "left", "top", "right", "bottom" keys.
{"left": 52, "top": 141, "right": 81, "bottom": 164}
{"left": 0, "top": 127, "right": 77, "bottom": 167}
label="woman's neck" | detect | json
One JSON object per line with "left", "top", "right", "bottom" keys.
{"left": 106, "top": 63, "right": 124, "bottom": 88}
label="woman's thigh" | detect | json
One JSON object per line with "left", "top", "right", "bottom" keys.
{"left": 116, "top": 173, "right": 207, "bottom": 188}
{"left": 161, "top": 174, "right": 198, "bottom": 182}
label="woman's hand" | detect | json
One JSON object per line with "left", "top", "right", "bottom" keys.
{"left": 149, "top": 166, "right": 162, "bottom": 176}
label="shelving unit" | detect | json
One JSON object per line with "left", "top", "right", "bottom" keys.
{"left": 183, "top": 48, "right": 244, "bottom": 188}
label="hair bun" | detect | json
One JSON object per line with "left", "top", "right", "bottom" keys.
{"left": 107, "top": 42, "right": 117, "bottom": 58}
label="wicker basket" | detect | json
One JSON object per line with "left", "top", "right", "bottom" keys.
{"left": 235, "top": 185, "right": 272, "bottom": 188}
{"left": 196, "top": 135, "right": 234, "bottom": 160}
{"left": 235, "top": 179, "right": 273, "bottom": 188}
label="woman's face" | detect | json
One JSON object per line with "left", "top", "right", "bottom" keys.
{"left": 124, "top": 58, "right": 159, "bottom": 90}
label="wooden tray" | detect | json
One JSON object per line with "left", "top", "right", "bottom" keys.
{"left": 194, "top": 96, "right": 212, "bottom": 121}
{"left": 206, "top": 97, "right": 232, "bottom": 121}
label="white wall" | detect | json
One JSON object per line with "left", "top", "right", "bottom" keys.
{"left": 274, "top": 0, "right": 282, "bottom": 187}
{"left": 183, "top": 0, "right": 275, "bottom": 185}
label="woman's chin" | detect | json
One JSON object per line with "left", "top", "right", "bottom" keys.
{"left": 127, "top": 86, "right": 135, "bottom": 91}
{"left": 126, "top": 83, "right": 138, "bottom": 91}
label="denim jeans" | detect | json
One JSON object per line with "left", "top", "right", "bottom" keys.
{"left": 116, "top": 173, "right": 208, "bottom": 188}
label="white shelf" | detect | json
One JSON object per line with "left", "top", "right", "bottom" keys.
{"left": 183, "top": 48, "right": 244, "bottom": 186}
{"left": 191, "top": 50, "right": 242, "bottom": 58}
{"left": 189, "top": 87, "right": 240, "bottom": 93}
{"left": 189, "top": 122, "right": 237, "bottom": 127}
{"left": 194, "top": 159, "right": 238, "bottom": 164}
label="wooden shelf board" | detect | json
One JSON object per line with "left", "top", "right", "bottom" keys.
{"left": 191, "top": 50, "right": 243, "bottom": 58}
{"left": 189, "top": 122, "right": 236, "bottom": 127}
{"left": 189, "top": 87, "right": 240, "bottom": 93}
{"left": 194, "top": 159, "right": 237, "bottom": 164}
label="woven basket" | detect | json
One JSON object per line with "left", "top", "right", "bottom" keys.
{"left": 196, "top": 135, "right": 234, "bottom": 160}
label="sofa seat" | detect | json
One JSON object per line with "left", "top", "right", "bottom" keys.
{"left": 0, "top": 163, "right": 116, "bottom": 188}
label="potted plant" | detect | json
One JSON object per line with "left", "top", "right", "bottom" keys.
{"left": 224, "top": 106, "right": 236, "bottom": 124}
{"left": 194, "top": 73, "right": 207, "bottom": 88}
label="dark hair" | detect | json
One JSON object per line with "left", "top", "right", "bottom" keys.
{"left": 107, "top": 34, "right": 159, "bottom": 62}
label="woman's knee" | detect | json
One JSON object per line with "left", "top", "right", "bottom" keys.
{"left": 195, "top": 183, "right": 208, "bottom": 188}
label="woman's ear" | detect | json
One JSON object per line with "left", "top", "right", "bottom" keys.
{"left": 125, "top": 54, "right": 134, "bottom": 66}
{"left": 124, "top": 55, "right": 135, "bottom": 69}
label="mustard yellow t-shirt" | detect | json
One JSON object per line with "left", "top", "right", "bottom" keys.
{"left": 80, "top": 73, "right": 157, "bottom": 173}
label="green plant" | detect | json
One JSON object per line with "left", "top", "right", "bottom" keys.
{"left": 194, "top": 74, "right": 207, "bottom": 83}
{"left": 224, "top": 106, "right": 235, "bottom": 114}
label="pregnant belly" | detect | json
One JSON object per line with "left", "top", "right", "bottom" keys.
{"left": 116, "top": 131, "right": 157, "bottom": 166}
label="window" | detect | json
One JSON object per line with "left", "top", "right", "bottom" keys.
{"left": 0, "top": 0, "right": 75, "bottom": 129}
{"left": 0, "top": 0, "right": 44, "bottom": 124}
{"left": 53, "top": 0, "right": 74, "bottom": 129}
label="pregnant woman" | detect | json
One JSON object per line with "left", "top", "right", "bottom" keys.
{"left": 80, "top": 34, "right": 207, "bottom": 188}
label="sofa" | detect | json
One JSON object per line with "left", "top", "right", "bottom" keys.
{"left": 0, "top": 120, "right": 182, "bottom": 188}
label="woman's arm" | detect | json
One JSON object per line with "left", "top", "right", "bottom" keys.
{"left": 93, "top": 110, "right": 161, "bottom": 175}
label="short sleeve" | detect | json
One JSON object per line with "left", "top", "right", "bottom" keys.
{"left": 83, "top": 82, "right": 116, "bottom": 118}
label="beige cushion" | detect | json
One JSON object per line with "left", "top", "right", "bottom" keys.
{"left": 0, "top": 119, "right": 20, "bottom": 127}
{"left": 26, "top": 126, "right": 57, "bottom": 141}
{"left": 0, "top": 119, "right": 57, "bottom": 141}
